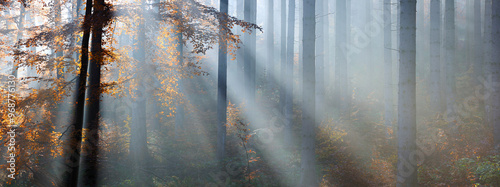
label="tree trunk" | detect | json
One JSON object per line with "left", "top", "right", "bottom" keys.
{"left": 336, "top": 0, "right": 348, "bottom": 112}
{"left": 430, "top": 0, "right": 441, "bottom": 112}
{"left": 216, "top": 0, "right": 228, "bottom": 162}
{"left": 397, "top": 0, "right": 417, "bottom": 186}
{"left": 444, "top": 0, "right": 456, "bottom": 128}
{"left": 483, "top": 0, "right": 492, "bottom": 128}
{"left": 60, "top": 0, "right": 92, "bottom": 185}
{"left": 300, "top": 0, "right": 317, "bottom": 186}
{"left": 267, "top": 0, "right": 275, "bottom": 92}
{"left": 280, "top": 0, "right": 286, "bottom": 117}
{"left": 175, "top": 19, "right": 184, "bottom": 140}
{"left": 473, "top": 0, "right": 482, "bottom": 83}
{"left": 315, "top": 0, "right": 324, "bottom": 122}
{"left": 244, "top": 0, "right": 256, "bottom": 104}
{"left": 284, "top": 0, "right": 294, "bottom": 148}
{"left": 81, "top": 0, "right": 107, "bottom": 184}
{"left": 491, "top": 0, "right": 500, "bottom": 148}
{"left": 130, "top": 1, "right": 152, "bottom": 184}
{"left": 384, "top": 0, "right": 393, "bottom": 129}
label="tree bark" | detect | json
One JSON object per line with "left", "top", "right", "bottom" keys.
{"left": 315, "top": 0, "right": 324, "bottom": 121}
{"left": 280, "top": 0, "right": 286, "bottom": 117}
{"left": 336, "top": 0, "right": 348, "bottom": 112}
{"left": 81, "top": 0, "right": 108, "bottom": 184}
{"left": 384, "top": 0, "right": 393, "bottom": 129}
{"left": 397, "top": 0, "right": 417, "bottom": 186}
{"left": 444, "top": 0, "right": 456, "bottom": 128}
{"left": 491, "top": 0, "right": 500, "bottom": 148}
{"left": 284, "top": 0, "right": 294, "bottom": 148}
{"left": 60, "top": 0, "right": 92, "bottom": 185}
{"left": 216, "top": 0, "right": 228, "bottom": 162}
{"left": 430, "top": 0, "right": 441, "bottom": 112}
{"left": 300, "top": 0, "right": 317, "bottom": 186}
{"left": 267, "top": 0, "right": 275, "bottom": 91}
{"left": 483, "top": 0, "right": 492, "bottom": 129}
{"left": 244, "top": 0, "right": 256, "bottom": 104}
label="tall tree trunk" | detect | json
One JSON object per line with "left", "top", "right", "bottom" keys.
{"left": 60, "top": 0, "right": 92, "bottom": 185}
{"left": 336, "top": 0, "right": 348, "bottom": 112}
{"left": 315, "top": 0, "right": 324, "bottom": 122}
{"left": 491, "top": 0, "right": 500, "bottom": 148}
{"left": 280, "top": 0, "right": 286, "bottom": 116}
{"left": 473, "top": 0, "right": 482, "bottom": 83}
{"left": 130, "top": 1, "right": 152, "bottom": 184}
{"left": 430, "top": 0, "right": 441, "bottom": 112}
{"left": 244, "top": 0, "right": 256, "bottom": 104}
{"left": 298, "top": 0, "right": 303, "bottom": 108}
{"left": 384, "top": 0, "right": 393, "bottom": 129}
{"left": 216, "top": 0, "right": 228, "bottom": 162}
{"left": 483, "top": 0, "right": 492, "bottom": 128}
{"left": 284, "top": 0, "right": 294, "bottom": 147}
{"left": 81, "top": 0, "right": 108, "bottom": 184}
{"left": 397, "top": 0, "right": 417, "bottom": 186}
{"left": 267, "top": 0, "right": 274, "bottom": 92}
{"left": 174, "top": 15, "right": 184, "bottom": 140}
{"left": 236, "top": 0, "right": 244, "bottom": 100}
{"left": 444, "top": 0, "right": 456, "bottom": 128}
{"left": 300, "top": 0, "right": 317, "bottom": 186}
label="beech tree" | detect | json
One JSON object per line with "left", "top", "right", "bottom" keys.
{"left": 300, "top": 0, "right": 317, "bottom": 185}
{"left": 397, "top": 0, "right": 417, "bottom": 186}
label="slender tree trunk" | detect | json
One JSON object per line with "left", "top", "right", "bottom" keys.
{"left": 473, "top": 0, "right": 482, "bottom": 83}
{"left": 298, "top": 0, "right": 303, "bottom": 107}
{"left": 444, "top": 0, "right": 456, "bottom": 128}
{"left": 397, "top": 0, "right": 417, "bottom": 186}
{"left": 280, "top": 0, "right": 286, "bottom": 116}
{"left": 245, "top": 0, "right": 256, "bottom": 104}
{"left": 300, "top": 0, "right": 317, "bottom": 186}
{"left": 336, "top": 0, "right": 348, "bottom": 112}
{"left": 284, "top": 0, "right": 294, "bottom": 147}
{"left": 267, "top": 0, "right": 275, "bottom": 91}
{"left": 483, "top": 0, "right": 492, "bottom": 128}
{"left": 60, "top": 0, "right": 92, "bottom": 185}
{"left": 216, "top": 0, "right": 228, "bottom": 162}
{"left": 430, "top": 0, "right": 441, "bottom": 112}
{"left": 384, "top": 0, "right": 393, "bottom": 129}
{"left": 236, "top": 0, "right": 244, "bottom": 99}
{"left": 174, "top": 17, "right": 184, "bottom": 139}
{"left": 491, "top": 0, "right": 500, "bottom": 148}
{"left": 315, "top": 0, "right": 324, "bottom": 121}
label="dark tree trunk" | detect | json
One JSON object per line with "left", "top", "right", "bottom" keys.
{"left": 216, "top": 0, "right": 228, "bottom": 162}
{"left": 60, "top": 0, "right": 92, "bottom": 185}
{"left": 81, "top": 0, "right": 108, "bottom": 185}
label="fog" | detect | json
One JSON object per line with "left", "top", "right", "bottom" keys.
{"left": 0, "top": 0, "right": 499, "bottom": 186}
